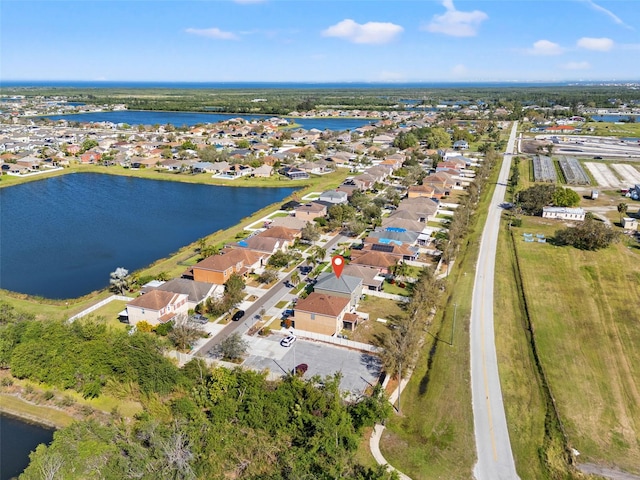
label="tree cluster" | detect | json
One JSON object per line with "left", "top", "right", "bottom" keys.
{"left": 554, "top": 217, "right": 620, "bottom": 250}
{"left": 21, "top": 360, "right": 394, "bottom": 480}
{"left": 0, "top": 312, "right": 179, "bottom": 398}
{"left": 516, "top": 184, "right": 580, "bottom": 216}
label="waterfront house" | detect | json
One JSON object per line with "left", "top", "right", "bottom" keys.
{"left": 126, "top": 290, "right": 189, "bottom": 326}
{"left": 187, "top": 248, "right": 266, "bottom": 285}
{"left": 294, "top": 202, "right": 327, "bottom": 222}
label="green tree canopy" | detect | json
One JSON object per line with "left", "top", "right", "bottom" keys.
{"left": 554, "top": 217, "right": 620, "bottom": 250}
{"left": 552, "top": 187, "right": 581, "bottom": 207}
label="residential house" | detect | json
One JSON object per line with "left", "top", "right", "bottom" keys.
{"left": 224, "top": 163, "right": 253, "bottom": 177}
{"left": 191, "top": 161, "right": 216, "bottom": 174}
{"left": 349, "top": 250, "right": 397, "bottom": 275}
{"left": 268, "top": 216, "right": 308, "bottom": 231}
{"left": 281, "top": 166, "right": 310, "bottom": 180}
{"left": 453, "top": 140, "right": 469, "bottom": 150}
{"left": 252, "top": 164, "right": 273, "bottom": 177}
{"left": 80, "top": 151, "right": 101, "bottom": 164}
{"left": 318, "top": 190, "right": 348, "bottom": 204}
{"left": 292, "top": 292, "right": 351, "bottom": 336}
{"left": 294, "top": 202, "right": 327, "bottom": 222}
{"left": 342, "top": 264, "right": 384, "bottom": 291}
{"left": 352, "top": 173, "right": 377, "bottom": 191}
{"left": 313, "top": 273, "right": 363, "bottom": 309}
{"left": 187, "top": 248, "right": 265, "bottom": 285}
{"left": 366, "top": 229, "right": 420, "bottom": 246}
{"left": 352, "top": 241, "right": 419, "bottom": 262}
{"left": 126, "top": 290, "right": 189, "bottom": 326}
{"left": 233, "top": 236, "right": 284, "bottom": 255}
{"left": 152, "top": 278, "right": 222, "bottom": 310}
{"left": 258, "top": 225, "right": 301, "bottom": 244}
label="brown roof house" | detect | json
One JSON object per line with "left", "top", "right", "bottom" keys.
{"left": 349, "top": 250, "right": 397, "bottom": 275}
{"left": 342, "top": 264, "right": 384, "bottom": 291}
{"left": 126, "top": 290, "right": 189, "bottom": 326}
{"left": 293, "top": 293, "right": 350, "bottom": 336}
{"left": 150, "top": 278, "right": 222, "bottom": 310}
{"left": 294, "top": 202, "right": 327, "bottom": 222}
{"left": 187, "top": 249, "right": 265, "bottom": 285}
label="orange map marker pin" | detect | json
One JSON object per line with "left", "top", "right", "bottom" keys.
{"left": 331, "top": 255, "right": 344, "bottom": 278}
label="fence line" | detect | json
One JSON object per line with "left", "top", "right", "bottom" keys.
{"left": 289, "top": 329, "right": 380, "bottom": 353}
{"left": 67, "top": 295, "right": 133, "bottom": 322}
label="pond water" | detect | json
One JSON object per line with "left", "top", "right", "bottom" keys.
{"left": 0, "top": 414, "right": 54, "bottom": 480}
{"left": 43, "top": 110, "right": 376, "bottom": 131}
{"left": 0, "top": 173, "right": 295, "bottom": 299}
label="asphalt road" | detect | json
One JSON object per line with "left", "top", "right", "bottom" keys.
{"left": 470, "top": 121, "right": 520, "bottom": 480}
{"left": 195, "top": 233, "right": 348, "bottom": 356}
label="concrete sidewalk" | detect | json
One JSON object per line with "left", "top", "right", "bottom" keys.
{"left": 369, "top": 376, "right": 413, "bottom": 480}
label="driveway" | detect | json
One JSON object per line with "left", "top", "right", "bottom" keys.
{"left": 241, "top": 334, "right": 382, "bottom": 396}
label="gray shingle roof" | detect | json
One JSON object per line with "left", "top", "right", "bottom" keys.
{"left": 314, "top": 272, "right": 362, "bottom": 295}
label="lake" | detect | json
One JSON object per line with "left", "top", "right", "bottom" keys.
{"left": 0, "top": 173, "right": 296, "bottom": 299}
{"left": 0, "top": 414, "right": 54, "bottom": 480}
{"left": 43, "top": 110, "right": 376, "bottom": 131}
{"left": 591, "top": 114, "right": 637, "bottom": 122}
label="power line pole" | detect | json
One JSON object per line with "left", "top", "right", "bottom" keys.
{"left": 451, "top": 303, "right": 457, "bottom": 347}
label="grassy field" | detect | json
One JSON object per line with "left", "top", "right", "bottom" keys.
{"left": 584, "top": 121, "right": 640, "bottom": 138}
{"left": 493, "top": 221, "right": 560, "bottom": 479}
{"left": 508, "top": 216, "right": 640, "bottom": 474}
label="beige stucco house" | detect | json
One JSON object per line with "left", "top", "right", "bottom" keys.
{"left": 292, "top": 293, "right": 350, "bottom": 336}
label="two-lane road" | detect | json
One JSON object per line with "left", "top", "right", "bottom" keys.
{"left": 471, "top": 122, "right": 520, "bottom": 480}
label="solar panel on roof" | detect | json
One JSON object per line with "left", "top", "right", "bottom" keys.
{"left": 372, "top": 244, "right": 395, "bottom": 253}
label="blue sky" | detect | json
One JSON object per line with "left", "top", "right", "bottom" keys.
{"left": 2, "top": 0, "right": 639, "bottom": 82}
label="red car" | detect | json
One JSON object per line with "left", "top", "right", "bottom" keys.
{"left": 294, "top": 363, "right": 308, "bottom": 376}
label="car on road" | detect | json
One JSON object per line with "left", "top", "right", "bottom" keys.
{"left": 280, "top": 335, "right": 296, "bottom": 347}
{"left": 232, "top": 310, "right": 245, "bottom": 321}
{"left": 593, "top": 156, "right": 603, "bottom": 159}
{"left": 293, "top": 363, "right": 308, "bottom": 376}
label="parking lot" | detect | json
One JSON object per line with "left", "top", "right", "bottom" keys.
{"left": 241, "top": 334, "right": 382, "bottom": 396}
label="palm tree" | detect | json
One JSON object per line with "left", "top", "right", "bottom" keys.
{"left": 290, "top": 271, "right": 300, "bottom": 286}
{"left": 312, "top": 246, "right": 327, "bottom": 261}
{"left": 617, "top": 202, "right": 628, "bottom": 223}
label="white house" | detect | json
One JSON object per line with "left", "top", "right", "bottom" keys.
{"left": 126, "top": 290, "right": 189, "bottom": 326}
{"left": 542, "top": 206, "right": 585, "bottom": 221}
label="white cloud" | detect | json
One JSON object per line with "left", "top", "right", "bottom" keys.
{"left": 185, "top": 27, "right": 238, "bottom": 40}
{"left": 322, "top": 19, "right": 403, "bottom": 44}
{"left": 577, "top": 37, "right": 614, "bottom": 51}
{"left": 563, "top": 61, "right": 591, "bottom": 70}
{"left": 581, "top": 0, "right": 633, "bottom": 30}
{"left": 424, "top": 0, "right": 488, "bottom": 37}
{"left": 527, "top": 39, "right": 564, "bottom": 56}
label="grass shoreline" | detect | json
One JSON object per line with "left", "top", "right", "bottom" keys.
{"left": 0, "top": 393, "right": 73, "bottom": 429}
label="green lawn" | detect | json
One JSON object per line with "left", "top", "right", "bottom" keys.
{"left": 583, "top": 121, "right": 640, "bottom": 138}
{"left": 507, "top": 216, "right": 640, "bottom": 475}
